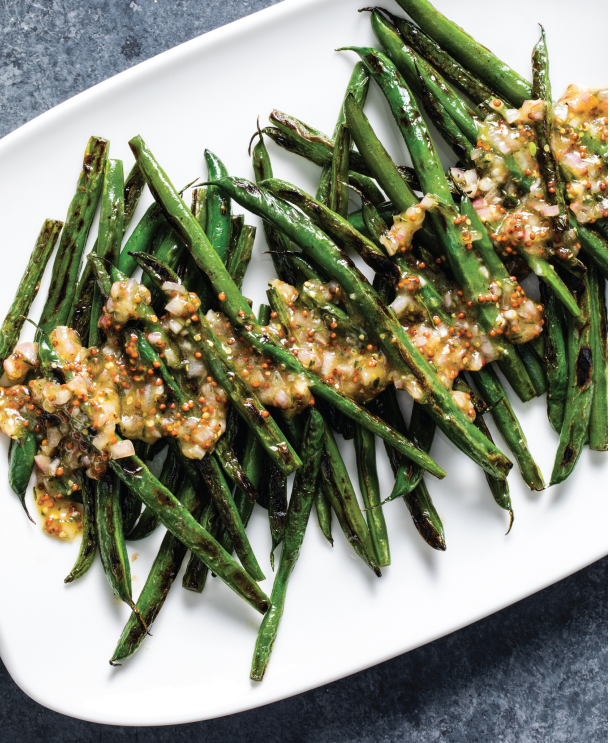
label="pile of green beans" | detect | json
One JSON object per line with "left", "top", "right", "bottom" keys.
{"left": 0, "top": 0, "right": 605, "bottom": 681}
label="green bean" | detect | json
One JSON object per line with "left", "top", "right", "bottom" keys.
{"left": 530, "top": 29, "right": 598, "bottom": 280}
{"left": 111, "top": 479, "right": 204, "bottom": 664}
{"left": 127, "top": 446, "right": 183, "bottom": 541}
{"left": 406, "top": 478, "right": 446, "bottom": 551}
{"left": 517, "top": 245, "right": 583, "bottom": 322}
{"left": 329, "top": 121, "right": 350, "bottom": 218}
{"left": 550, "top": 273, "right": 594, "bottom": 484}
{"left": 354, "top": 425, "right": 390, "bottom": 567}
{"left": 368, "top": 10, "right": 480, "bottom": 144}
{"left": 393, "top": 0, "right": 532, "bottom": 106}
{"left": 586, "top": 259, "right": 608, "bottom": 451}
{"left": 344, "top": 94, "right": 419, "bottom": 215}
{"left": 8, "top": 433, "right": 37, "bottom": 522}
{"left": 454, "top": 376, "right": 513, "bottom": 527}
{"left": 134, "top": 331, "right": 262, "bottom": 578}
{"left": 266, "top": 114, "right": 369, "bottom": 179}
{"left": 531, "top": 27, "right": 569, "bottom": 239}
{"left": 267, "top": 112, "right": 423, "bottom": 193}
{"left": 318, "top": 62, "right": 370, "bottom": 207}
{"left": 286, "top": 252, "right": 329, "bottom": 284}
{"left": 82, "top": 426, "right": 270, "bottom": 613}
{"left": 344, "top": 47, "right": 536, "bottom": 403}
{"left": 267, "top": 461, "right": 287, "bottom": 570}
{"left": 210, "top": 304, "right": 272, "bottom": 562}
{"left": 227, "top": 214, "right": 245, "bottom": 265}
{"left": 314, "top": 476, "right": 333, "bottom": 546}
{"left": 415, "top": 65, "right": 473, "bottom": 163}
{"left": 326, "top": 403, "right": 354, "bottom": 442}
{"left": 369, "top": 30, "right": 580, "bottom": 323}
{"left": 250, "top": 407, "right": 325, "bottom": 681}
{"left": 378, "top": 7, "right": 496, "bottom": 106}
{"left": 571, "top": 215, "right": 608, "bottom": 275}
{"left": 87, "top": 159, "right": 132, "bottom": 616}
{"left": 371, "top": 388, "right": 445, "bottom": 551}
{"left": 36, "top": 137, "right": 108, "bottom": 339}
{"left": 226, "top": 224, "right": 256, "bottom": 290}
{"left": 250, "top": 125, "right": 297, "bottom": 286}
{"left": 400, "top": 400, "right": 436, "bottom": 499}
{"left": 472, "top": 365, "right": 545, "bottom": 491}
{"left": 262, "top": 178, "right": 399, "bottom": 283}
{"left": 214, "top": 436, "right": 258, "bottom": 503}
{"left": 593, "top": 218, "right": 607, "bottom": 240}
{"left": 539, "top": 281, "right": 568, "bottom": 433}
{"left": 347, "top": 101, "right": 477, "bottom": 303}
{"left": 89, "top": 159, "right": 124, "bottom": 347}
{"left": 348, "top": 201, "right": 394, "bottom": 234}
{"left": 96, "top": 472, "right": 137, "bottom": 615}
{"left": 321, "top": 421, "right": 381, "bottom": 575}
{"left": 64, "top": 477, "right": 97, "bottom": 583}
{"left": 149, "top": 228, "right": 190, "bottom": 309}
{"left": 122, "top": 163, "right": 146, "bottom": 231}
{"left": 305, "top": 295, "right": 353, "bottom": 335}
{"left": 516, "top": 344, "right": 547, "bottom": 397}
{"left": 181, "top": 496, "right": 220, "bottom": 593}
{"left": 117, "top": 203, "right": 164, "bottom": 277}
{"left": 120, "top": 480, "right": 142, "bottom": 537}
{"left": 69, "top": 270, "right": 96, "bottom": 346}
{"left": 127, "top": 135, "right": 454, "bottom": 476}
{"left": 0, "top": 220, "right": 62, "bottom": 364}
{"left": 458, "top": 195, "right": 520, "bottom": 291}
{"left": 348, "top": 171, "right": 386, "bottom": 207}
{"left": 472, "top": 401, "right": 513, "bottom": 530}
{"left": 204, "top": 150, "right": 232, "bottom": 263}
{"left": 69, "top": 163, "right": 151, "bottom": 329}
{"left": 191, "top": 187, "right": 207, "bottom": 229}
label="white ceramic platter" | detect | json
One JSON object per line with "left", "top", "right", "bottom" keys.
{"left": 0, "top": 0, "right": 607, "bottom": 726}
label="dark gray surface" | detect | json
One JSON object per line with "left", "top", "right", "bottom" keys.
{"left": 0, "top": 560, "right": 606, "bottom": 741}
{"left": 0, "top": 0, "right": 607, "bottom": 740}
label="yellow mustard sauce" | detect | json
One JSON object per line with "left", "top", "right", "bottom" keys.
{"left": 452, "top": 86, "right": 607, "bottom": 270}
{"left": 34, "top": 488, "right": 82, "bottom": 540}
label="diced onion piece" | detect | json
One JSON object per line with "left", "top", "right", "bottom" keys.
{"left": 168, "top": 319, "right": 183, "bottom": 335}
{"left": 34, "top": 455, "right": 52, "bottom": 474}
{"left": 419, "top": 194, "right": 438, "bottom": 210}
{"left": 110, "top": 439, "right": 135, "bottom": 460}
{"left": 389, "top": 294, "right": 410, "bottom": 316}
{"left": 540, "top": 205, "right": 560, "bottom": 217}
{"left": 92, "top": 426, "right": 114, "bottom": 452}
{"left": 162, "top": 281, "right": 187, "bottom": 295}
{"left": 165, "top": 296, "right": 188, "bottom": 316}
{"left": 562, "top": 150, "right": 588, "bottom": 177}
{"left": 321, "top": 352, "right": 335, "bottom": 377}
{"left": 463, "top": 169, "right": 479, "bottom": 198}
{"left": 53, "top": 388, "right": 72, "bottom": 406}
{"left": 274, "top": 389, "right": 290, "bottom": 408}
{"left": 554, "top": 103, "right": 569, "bottom": 122}
{"left": 520, "top": 99, "right": 545, "bottom": 121}
{"left": 187, "top": 360, "right": 206, "bottom": 378}
{"left": 15, "top": 342, "right": 38, "bottom": 365}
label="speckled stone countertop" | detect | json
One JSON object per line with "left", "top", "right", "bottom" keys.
{"left": 0, "top": 1, "right": 607, "bottom": 740}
